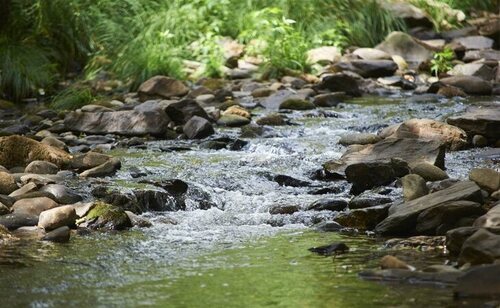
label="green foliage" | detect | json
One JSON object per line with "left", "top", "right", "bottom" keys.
{"left": 50, "top": 87, "right": 94, "bottom": 110}
{"left": 440, "top": 0, "right": 499, "bottom": 13}
{"left": 431, "top": 48, "right": 455, "bottom": 76}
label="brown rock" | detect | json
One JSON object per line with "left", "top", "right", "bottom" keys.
{"left": 138, "top": 75, "right": 188, "bottom": 100}
{"left": 11, "top": 197, "right": 59, "bottom": 216}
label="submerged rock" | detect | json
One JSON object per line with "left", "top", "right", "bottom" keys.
{"left": 307, "top": 198, "right": 348, "bottom": 212}
{"left": 308, "top": 242, "right": 349, "bottom": 256}
{"left": 42, "top": 226, "right": 71, "bottom": 243}
{"left": 380, "top": 255, "right": 414, "bottom": 270}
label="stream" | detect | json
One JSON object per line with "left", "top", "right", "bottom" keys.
{"left": 0, "top": 95, "right": 497, "bottom": 307}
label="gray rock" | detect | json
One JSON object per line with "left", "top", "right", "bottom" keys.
{"left": 11, "top": 197, "right": 59, "bottom": 216}
{"left": 0, "top": 172, "right": 17, "bottom": 195}
{"left": 375, "top": 181, "right": 483, "bottom": 235}
{"left": 42, "top": 226, "right": 70, "bottom": 243}
{"left": 38, "top": 205, "right": 77, "bottom": 230}
{"left": 70, "top": 151, "right": 112, "bottom": 171}
{"left": 411, "top": 162, "right": 449, "bottom": 181}
{"left": 352, "top": 48, "right": 391, "bottom": 60}
{"left": 375, "top": 31, "right": 433, "bottom": 65}
{"left": 315, "top": 73, "right": 361, "bottom": 97}
{"left": 79, "top": 157, "right": 121, "bottom": 177}
{"left": 24, "top": 160, "right": 59, "bottom": 174}
{"left": 312, "top": 92, "right": 347, "bottom": 107}
{"left": 453, "top": 36, "right": 494, "bottom": 50}
{"left": 402, "top": 174, "right": 429, "bottom": 201}
{"left": 439, "top": 76, "right": 492, "bottom": 95}
{"left": 459, "top": 228, "right": 500, "bottom": 265}
{"left": 41, "top": 136, "right": 67, "bottom": 151}
{"left": 463, "top": 49, "right": 500, "bottom": 62}
{"left": 447, "top": 105, "right": 500, "bottom": 141}
{"left": 335, "top": 204, "right": 390, "bottom": 230}
{"left": 279, "top": 98, "right": 316, "bottom": 110}
{"left": 216, "top": 114, "right": 251, "bottom": 127}
{"left": 269, "top": 204, "right": 299, "bottom": 215}
{"left": 349, "top": 194, "right": 392, "bottom": 209}
{"left": 339, "top": 133, "right": 381, "bottom": 146}
{"left": 332, "top": 60, "right": 398, "bottom": 78}
{"left": 474, "top": 204, "right": 500, "bottom": 228}
{"left": 138, "top": 75, "right": 188, "bottom": 100}
{"left": 165, "top": 99, "right": 211, "bottom": 125}
{"left": 314, "top": 221, "right": 343, "bottom": 232}
{"left": 416, "top": 201, "right": 484, "bottom": 235}
{"left": 449, "top": 63, "right": 495, "bottom": 81}
{"left": 307, "top": 198, "right": 347, "bottom": 211}
{"left": 39, "top": 184, "right": 82, "bottom": 204}
{"left": 345, "top": 159, "right": 410, "bottom": 194}
{"left": 469, "top": 168, "right": 500, "bottom": 193}
{"left": 125, "top": 211, "right": 152, "bottom": 228}
{"left": 0, "top": 212, "right": 38, "bottom": 230}
{"left": 183, "top": 116, "right": 215, "bottom": 139}
{"left": 261, "top": 90, "right": 303, "bottom": 110}
{"left": 64, "top": 110, "right": 170, "bottom": 136}
{"left": 446, "top": 226, "right": 481, "bottom": 256}
{"left": 9, "top": 182, "right": 38, "bottom": 198}
{"left": 454, "top": 264, "right": 500, "bottom": 299}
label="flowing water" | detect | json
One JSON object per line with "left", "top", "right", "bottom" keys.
{"left": 0, "top": 95, "right": 498, "bottom": 307}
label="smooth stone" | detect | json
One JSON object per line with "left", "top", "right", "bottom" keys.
{"left": 349, "top": 194, "right": 392, "bottom": 209}
{"left": 469, "top": 168, "right": 500, "bottom": 193}
{"left": 24, "top": 160, "right": 59, "bottom": 175}
{"left": 332, "top": 60, "right": 398, "bottom": 78}
{"left": 352, "top": 48, "right": 391, "bottom": 60}
{"left": 459, "top": 229, "right": 500, "bottom": 265}
{"left": 0, "top": 212, "right": 38, "bottom": 230}
{"left": 39, "top": 184, "right": 82, "bottom": 205}
{"left": 402, "top": 174, "right": 429, "bottom": 201}
{"left": 312, "top": 92, "right": 347, "bottom": 107}
{"left": 70, "top": 151, "right": 112, "bottom": 171}
{"left": 314, "top": 73, "right": 361, "bottom": 97}
{"left": 448, "top": 63, "right": 495, "bottom": 81}
{"left": 79, "top": 157, "right": 121, "bottom": 178}
{"left": 11, "top": 197, "right": 59, "bottom": 216}
{"left": 439, "top": 76, "right": 492, "bottom": 95}
{"left": 452, "top": 35, "right": 494, "bottom": 50}
{"left": 8, "top": 182, "right": 38, "bottom": 198}
{"left": 137, "top": 75, "right": 188, "bottom": 100}
{"left": 380, "top": 255, "right": 413, "bottom": 270}
{"left": 269, "top": 205, "right": 299, "bottom": 215}
{"left": 41, "top": 226, "right": 71, "bottom": 243}
{"left": 0, "top": 172, "right": 18, "bottom": 195}
{"left": 41, "top": 136, "right": 67, "bottom": 151}
{"left": 411, "top": 163, "right": 448, "bottom": 181}
{"left": 38, "top": 205, "right": 77, "bottom": 231}
{"left": 307, "top": 198, "right": 348, "bottom": 211}
{"left": 216, "top": 114, "right": 251, "bottom": 127}
{"left": 339, "top": 133, "right": 381, "bottom": 146}
{"left": 314, "top": 221, "right": 343, "bottom": 232}
{"left": 306, "top": 46, "right": 341, "bottom": 64}
{"left": 335, "top": 204, "right": 390, "bottom": 230}
{"left": 375, "top": 31, "right": 433, "bottom": 64}
{"left": 279, "top": 98, "right": 316, "bottom": 111}
{"left": 454, "top": 264, "right": 500, "bottom": 299}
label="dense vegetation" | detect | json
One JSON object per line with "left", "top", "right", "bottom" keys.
{"left": 0, "top": 0, "right": 497, "bottom": 102}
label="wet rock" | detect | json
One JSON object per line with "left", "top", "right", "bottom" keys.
{"left": 436, "top": 85, "right": 467, "bottom": 98}
{"left": 41, "top": 226, "right": 70, "bottom": 243}
{"left": 138, "top": 76, "right": 188, "bottom": 100}
{"left": 376, "top": 181, "right": 483, "bottom": 235}
{"left": 24, "top": 160, "right": 59, "bottom": 175}
{"left": 402, "top": 174, "right": 428, "bottom": 201}
{"left": 438, "top": 76, "right": 492, "bottom": 95}
{"left": 240, "top": 124, "right": 277, "bottom": 138}
{"left": 255, "top": 113, "right": 288, "bottom": 126}
{"left": 459, "top": 228, "right": 500, "bottom": 265}
{"left": 446, "top": 226, "right": 481, "bottom": 256}
{"left": 315, "top": 73, "right": 361, "bottom": 97}
{"left": 41, "top": 136, "right": 67, "bottom": 151}
{"left": 447, "top": 105, "right": 500, "bottom": 142}
{"left": 279, "top": 98, "right": 316, "bottom": 111}
{"left": 164, "top": 99, "right": 210, "bottom": 125}
{"left": 345, "top": 159, "right": 410, "bottom": 194}
{"left": 308, "top": 242, "right": 349, "bottom": 256}
{"left": 384, "top": 236, "right": 445, "bottom": 250}
{"left": 260, "top": 90, "right": 297, "bottom": 110}
{"left": 251, "top": 87, "right": 275, "bottom": 98}
{"left": 0, "top": 172, "right": 17, "bottom": 195}
{"left": 0, "top": 135, "right": 71, "bottom": 169}
{"left": 381, "top": 119, "right": 467, "bottom": 150}
{"left": 380, "top": 255, "right": 414, "bottom": 270}
{"left": 333, "top": 60, "right": 398, "bottom": 78}
{"left": 70, "top": 151, "right": 111, "bottom": 171}
{"left": 314, "top": 221, "right": 343, "bottom": 232}
{"left": 324, "top": 138, "right": 446, "bottom": 177}
{"left": 183, "top": 116, "right": 215, "bottom": 139}
{"left": 19, "top": 174, "right": 58, "bottom": 186}
{"left": 38, "top": 205, "right": 77, "bottom": 231}
{"left": 71, "top": 202, "right": 95, "bottom": 218}
{"left": 39, "top": 184, "right": 82, "bottom": 204}
{"left": 335, "top": 204, "right": 389, "bottom": 230}
{"left": 463, "top": 49, "right": 500, "bottom": 62}
{"left": 269, "top": 204, "right": 299, "bottom": 215}
{"left": 469, "top": 168, "right": 500, "bottom": 193}
{"left": 79, "top": 202, "right": 132, "bottom": 230}
{"left": 375, "top": 31, "right": 433, "bottom": 65}
{"left": 134, "top": 189, "right": 185, "bottom": 212}
{"left": 474, "top": 204, "right": 500, "bottom": 228}
{"left": 339, "top": 133, "right": 381, "bottom": 146}
{"left": 307, "top": 198, "right": 347, "bottom": 211}
{"left": 352, "top": 48, "right": 391, "bottom": 60}
{"left": 222, "top": 105, "right": 251, "bottom": 119}
{"left": 428, "top": 179, "right": 461, "bottom": 193}
{"left": 452, "top": 36, "right": 494, "bottom": 50}
{"left": 472, "top": 134, "right": 488, "bottom": 147}
{"left": 349, "top": 193, "right": 392, "bottom": 209}
{"left": 125, "top": 211, "right": 152, "bottom": 228}
{"left": 306, "top": 46, "right": 341, "bottom": 64}
{"left": 454, "top": 264, "right": 500, "bottom": 299}
{"left": 312, "top": 92, "right": 346, "bottom": 107}
{"left": 271, "top": 174, "right": 311, "bottom": 187}
{"left": 449, "top": 63, "right": 495, "bottom": 81}
{"left": 64, "top": 109, "right": 170, "bottom": 137}
{"left": 79, "top": 157, "right": 121, "bottom": 178}
{"left": 411, "top": 162, "right": 449, "bottom": 182}
{"left": 0, "top": 212, "right": 38, "bottom": 230}
{"left": 416, "top": 201, "right": 484, "bottom": 235}
{"left": 217, "top": 114, "right": 250, "bottom": 127}
{"left": 11, "top": 197, "right": 59, "bottom": 216}
{"left": 9, "top": 182, "right": 38, "bottom": 198}
{"left": 377, "top": 76, "right": 416, "bottom": 90}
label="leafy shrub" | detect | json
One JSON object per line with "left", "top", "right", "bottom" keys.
{"left": 431, "top": 48, "right": 454, "bottom": 76}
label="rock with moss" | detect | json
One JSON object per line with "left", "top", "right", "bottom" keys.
{"left": 279, "top": 98, "right": 316, "bottom": 111}
{"left": 78, "top": 202, "right": 132, "bottom": 230}
{"left": 0, "top": 135, "right": 72, "bottom": 169}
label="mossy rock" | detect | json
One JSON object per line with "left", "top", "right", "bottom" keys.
{"left": 256, "top": 113, "right": 287, "bottom": 126}
{"left": 0, "top": 135, "right": 72, "bottom": 169}
{"left": 80, "top": 201, "right": 132, "bottom": 230}
{"left": 279, "top": 99, "right": 316, "bottom": 110}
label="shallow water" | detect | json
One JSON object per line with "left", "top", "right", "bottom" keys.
{"left": 0, "top": 95, "right": 498, "bottom": 307}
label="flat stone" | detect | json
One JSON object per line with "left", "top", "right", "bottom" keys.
{"left": 335, "top": 204, "right": 389, "bottom": 230}
{"left": 352, "top": 48, "right": 391, "bottom": 60}
{"left": 39, "top": 184, "right": 82, "bottom": 204}
{"left": 9, "top": 182, "right": 38, "bottom": 198}
{"left": 24, "top": 160, "right": 59, "bottom": 175}
{"left": 439, "top": 76, "right": 492, "bottom": 95}
{"left": 138, "top": 75, "right": 188, "bottom": 100}
{"left": 315, "top": 73, "right": 361, "bottom": 97}
{"left": 375, "top": 181, "right": 483, "bottom": 235}
{"left": 339, "top": 133, "right": 382, "bottom": 146}
{"left": 307, "top": 198, "right": 348, "bottom": 211}
{"left": 449, "top": 63, "right": 495, "bottom": 81}
{"left": 79, "top": 157, "right": 121, "bottom": 178}
{"left": 41, "top": 226, "right": 70, "bottom": 243}
{"left": 447, "top": 105, "right": 500, "bottom": 141}
{"left": 333, "top": 60, "right": 398, "bottom": 78}
{"left": 453, "top": 36, "right": 494, "bottom": 50}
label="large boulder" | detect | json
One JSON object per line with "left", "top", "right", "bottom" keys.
{"left": 78, "top": 202, "right": 132, "bottom": 230}
{"left": 345, "top": 159, "right": 410, "bottom": 194}
{"left": 459, "top": 229, "right": 500, "bottom": 265}
{"left": 324, "top": 138, "right": 446, "bottom": 177}
{"left": 39, "top": 184, "right": 83, "bottom": 204}
{"left": 380, "top": 119, "right": 467, "bottom": 150}
{"left": 183, "top": 116, "right": 214, "bottom": 139}
{"left": 375, "top": 32, "right": 433, "bottom": 65}
{"left": 137, "top": 75, "right": 189, "bottom": 100}
{"left": 332, "top": 60, "right": 398, "bottom": 78}
{"left": 314, "top": 73, "right": 362, "bottom": 97}
{"left": 11, "top": 197, "right": 59, "bottom": 216}
{"left": 38, "top": 205, "right": 77, "bottom": 231}
{"left": 438, "top": 76, "right": 492, "bottom": 95}
{"left": 0, "top": 135, "right": 71, "bottom": 169}
{"left": 164, "top": 99, "right": 210, "bottom": 125}
{"left": 64, "top": 110, "right": 170, "bottom": 136}
{"left": 447, "top": 106, "right": 500, "bottom": 142}
{"left": 375, "top": 181, "right": 483, "bottom": 235}
{"left": 454, "top": 264, "right": 500, "bottom": 299}
{"left": 0, "top": 172, "right": 17, "bottom": 195}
